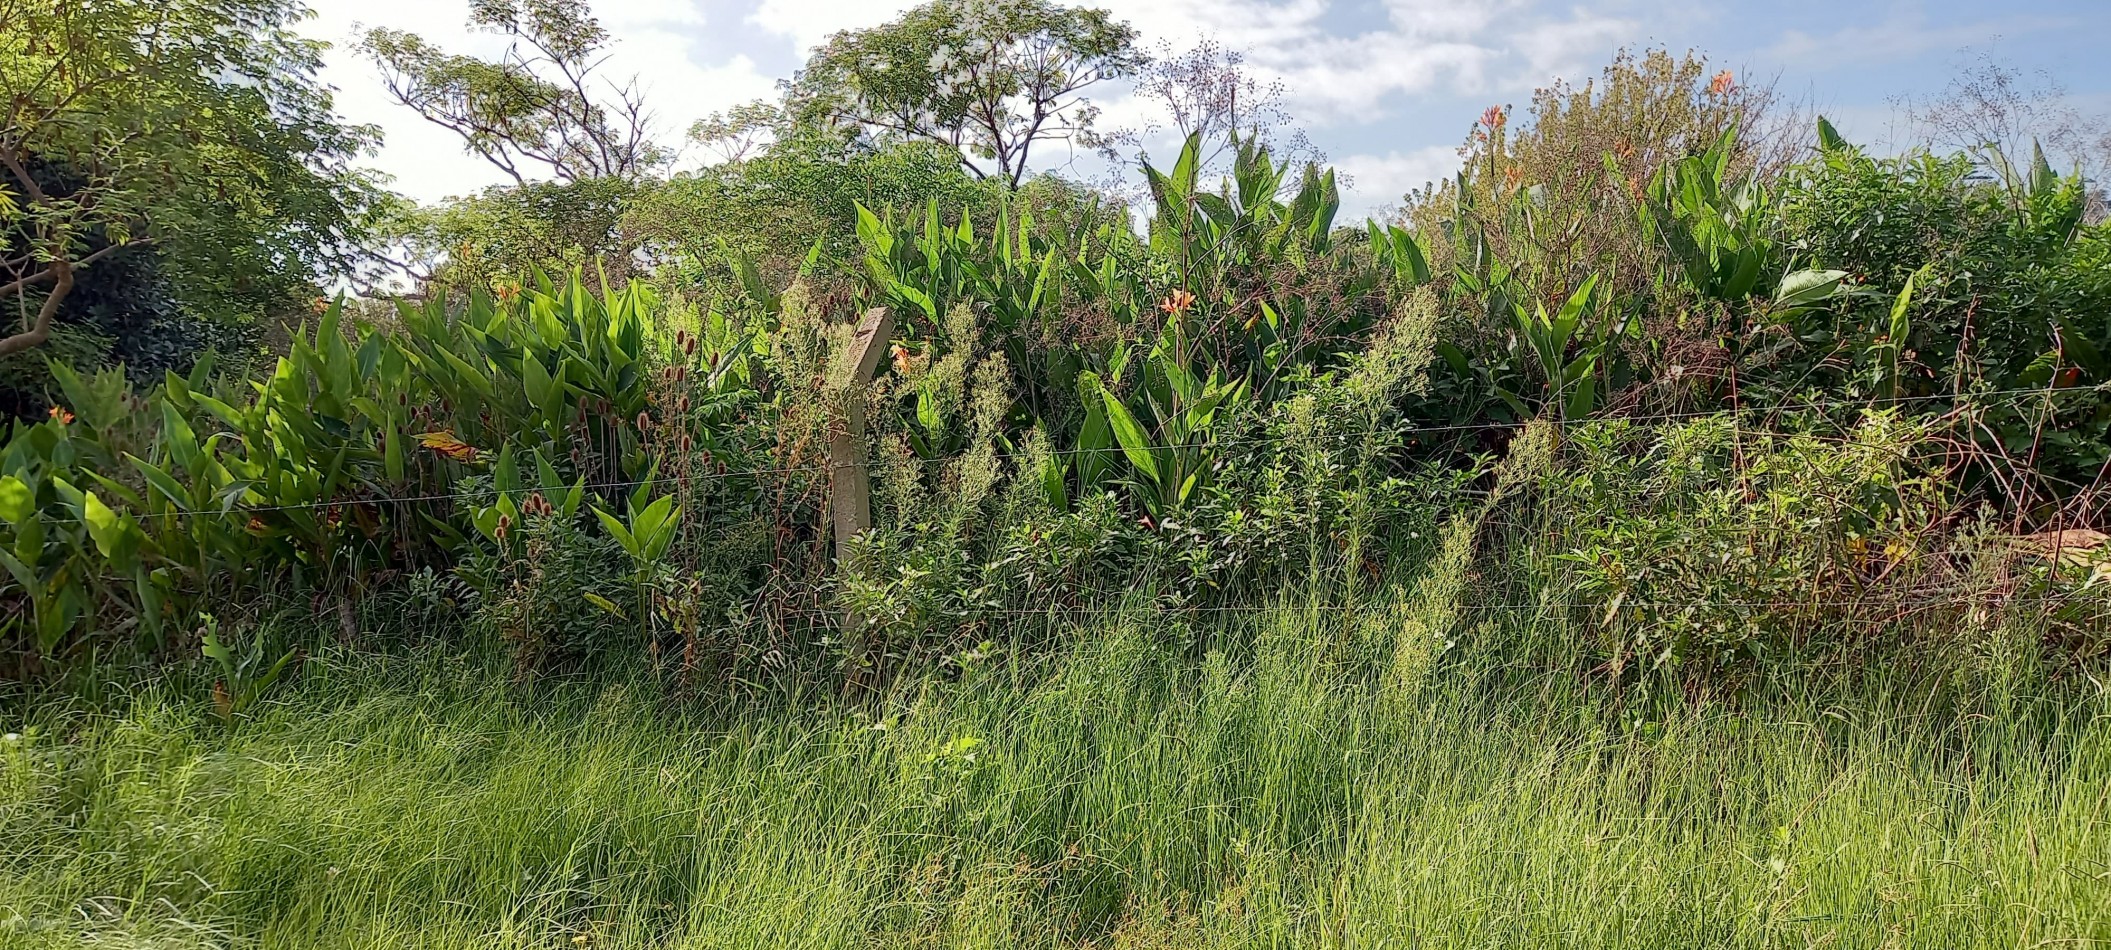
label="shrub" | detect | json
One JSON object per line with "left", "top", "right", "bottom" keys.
{"left": 1525, "top": 412, "right": 2012, "bottom": 685}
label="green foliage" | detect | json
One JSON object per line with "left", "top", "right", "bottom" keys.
{"left": 197, "top": 612, "right": 298, "bottom": 722}
{"left": 387, "top": 177, "right": 642, "bottom": 293}
{"left": 786, "top": 0, "right": 1143, "bottom": 187}
{"left": 0, "top": 0, "right": 382, "bottom": 358}
{"left": 1536, "top": 413, "right": 1971, "bottom": 684}
{"left": 631, "top": 140, "right": 1002, "bottom": 295}
{"left": 0, "top": 275, "right": 769, "bottom": 672}
{"left": 1774, "top": 122, "right": 2111, "bottom": 493}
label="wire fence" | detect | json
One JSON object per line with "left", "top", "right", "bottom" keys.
{"left": 24, "top": 382, "right": 2103, "bottom": 528}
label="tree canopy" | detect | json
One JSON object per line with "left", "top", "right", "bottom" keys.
{"left": 0, "top": 0, "right": 380, "bottom": 358}
{"left": 360, "top": 0, "right": 659, "bottom": 185}
{"left": 786, "top": 0, "right": 1142, "bottom": 188}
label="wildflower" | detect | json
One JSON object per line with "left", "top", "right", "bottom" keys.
{"left": 891, "top": 342, "right": 913, "bottom": 374}
{"left": 1158, "top": 289, "right": 1196, "bottom": 316}
{"left": 245, "top": 517, "right": 268, "bottom": 534}
{"left": 310, "top": 296, "right": 330, "bottom": 315}
{"left": 1480, "top": 105, "right": 1506, "bottom": 131}
{"left": 1502, "top": 165, "right": 1524, "bottom": 190}
{"left": 416, "top": 431, "right": 481, "bottom": 463}
{"left": 46, "top": 406, "right": 73, "bottom": 425}
{"left": 1708, "top": 70, "right": 1737, "bottom": 96}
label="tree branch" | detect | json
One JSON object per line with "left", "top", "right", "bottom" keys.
{"left": 0, "top": 257, "right": 72, "bottom": 357}
{"left": 0, "top": 239, "right": 139, "bottom": 301}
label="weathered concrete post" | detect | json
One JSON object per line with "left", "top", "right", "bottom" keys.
{"left": 827, "top": 307, "right": 893, "bottom": 566}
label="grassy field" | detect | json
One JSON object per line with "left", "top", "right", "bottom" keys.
{"left": 3, "top": 601, "right": 2108, "bottom": 949}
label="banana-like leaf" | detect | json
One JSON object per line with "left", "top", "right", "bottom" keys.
{"left": 1100, "top": 390, "right": 1160, "bottom": 484}
{"left": 1774, "top": 270, "right": 1848, "bottom": 310}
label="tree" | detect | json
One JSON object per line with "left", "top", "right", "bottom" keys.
{"left": 786, "top": 0, "right": 1142, "bottom": 188}
{"left": 1895, "top": 52, "right": 2109, "bottom": 218}
{"left": 0, "top": 0, "right": 380, "bottom": 359}
{"left": 687, "top": 100, "right": 784, "bottom": 165}
{"left": 382, "top": 176, "right": 639, "bottom": 293}
{"left": 1096, "top": 38, "right": 1320, "bottom": 179}
{"left": 361, "top": 0, "right": 660, "bottom": 184}
{"left": 629, "top": 136, "right": 997, "bottom": 289}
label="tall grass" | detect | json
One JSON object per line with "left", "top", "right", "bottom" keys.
{"left": 3, "top": 594, "right": 2106, "bottom": 948}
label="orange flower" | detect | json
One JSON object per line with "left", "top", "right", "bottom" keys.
{"left": 310, "top": 296, "right": 330, "bottom": 315}
{"left": 1502, "top": 165, "right": 1524, "bottom": 190}
{"left": 1708, "top": 70, "right": 1737, "bottom": 96}
{"left": 1479, "top": 105, "right": 1507, "bottom": 131}
{"left": 890, "top": 342, "right": 913, "bottom": 374}
{"left": 1158, "top": 290, "right": 1196, "bottom": 316}
{"left": 416, "top": 430, "right": 481, "bottom": 463}
{"left": 46, "top": 406, "right": 73, "bottom": 425}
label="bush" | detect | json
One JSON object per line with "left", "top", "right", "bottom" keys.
{"left": 1521, "top": 411, "right": 2065, "bottom": 686}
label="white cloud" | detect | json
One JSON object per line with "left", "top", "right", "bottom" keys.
{"left": 1333, "top": 145, "right": 1457, "bottom": 218}
{"left": 747, "top": 0, "right": 917, "bottom": 50}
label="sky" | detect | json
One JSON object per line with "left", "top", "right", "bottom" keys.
{"left": 302, "top": 0, "right": 2111, "bottom": 219}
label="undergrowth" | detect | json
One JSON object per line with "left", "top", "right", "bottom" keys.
{"left": 2, "top": 587, "right": 2107, "bottom": 949}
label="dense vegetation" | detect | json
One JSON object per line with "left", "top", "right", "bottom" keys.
{"left": 1, "top": 0, "right": 2108, "bottom": 945}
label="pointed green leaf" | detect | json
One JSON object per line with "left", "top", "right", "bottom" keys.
{"left": 1100, "top": 390, "right": 1159, "bottom": 484}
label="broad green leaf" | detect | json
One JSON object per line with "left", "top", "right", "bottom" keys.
{"left": 593, "top": 506, "right": 638, "bottom": 558}
{"left": 0, "top": 476, "right": 34, "bottom": 525}
{"left": 127, "top": 456, "right": 191, "bottom": 511}
{"left": 1774, "top": 269, "right": 1847, "bottom": 309}
{"left": 1100, "top": 390, "right": 1160, "bottom": 484}
{"left": 1815, "top": 116, "right": 1849, "bottom": 151}
{"left": 82, "top": 492, "right": 140, "bottom": 569}
{"left": 1041, "top": 458, "right": 1070, "bottom": 510}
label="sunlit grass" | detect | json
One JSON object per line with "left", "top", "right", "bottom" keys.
{"left": 3, "top": 603, "right": 2107, "bottom": 948}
